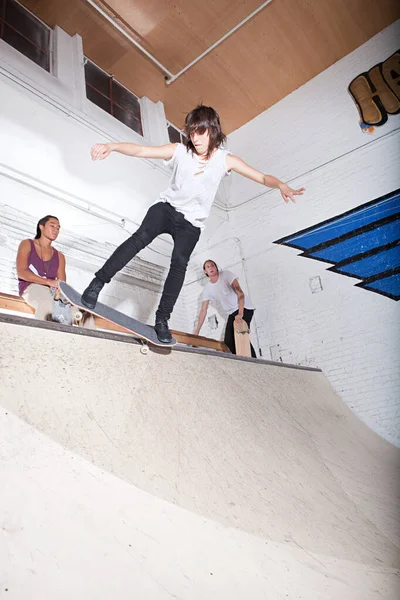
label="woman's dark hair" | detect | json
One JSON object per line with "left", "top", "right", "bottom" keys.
{"left": 35, "top": 215, "right": 59, "bottom": 239}
{"left": 203, "top": 259, "right": 219, "bottom": 277}
{"left": 184, "top": 105, "right": 227, "bottom": 158}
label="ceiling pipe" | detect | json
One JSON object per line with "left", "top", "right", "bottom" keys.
{"left": 165, "top": 0, "right": 274, "bottom": 85}
{"left": 85, "top": 0, "right": 174, "bottom": 79}
{"left": 85, "top": 0, "right": 274, "bottom": 84}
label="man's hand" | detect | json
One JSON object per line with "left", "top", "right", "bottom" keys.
{"left": 279, "top": 183, "right": 305, "bottom": 204}
{"left": 234, "top": 314, "right": 244, "bottom": 323}
{"left": 46, "top": 279, "right": 59, "bottom": 289}
{"left": 91, "top": 143, "right": 112, "bottom": 161}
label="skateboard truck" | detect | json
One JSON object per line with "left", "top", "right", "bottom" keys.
{"left": 235, "top": 326, "right": 250, "bottom": 334}
{"left": 234, "top": 319, "right": 251, "bottom": 357}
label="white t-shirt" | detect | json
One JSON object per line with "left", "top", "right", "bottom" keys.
{"left": 201, "top": 270, "right": 255, "bottom": 315}
{"left": 158, "top": 143, "right": 231, "bottom": 230}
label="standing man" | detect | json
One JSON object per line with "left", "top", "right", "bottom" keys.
{"left": 194, "top": 260, "right": 257, "bottom": 357}
{"left": 82, "top": 105, "right": 304, "bottom": 343}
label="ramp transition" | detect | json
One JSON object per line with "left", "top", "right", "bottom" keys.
{"left": 0, "top": 319, "right": 399, "bottom": 599}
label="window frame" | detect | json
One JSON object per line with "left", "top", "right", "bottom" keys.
{"left": 84, "top": 58, "right": 143, "bottom": 136}
{"left": 0, "top": 0, "right": 52, "bottom": 73}
{"left": 167, "top": 122, "right": 187, "bottom": 144}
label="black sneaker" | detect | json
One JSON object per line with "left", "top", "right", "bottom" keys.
{"left": 81, "top": 277, "right": 104, "bottom": 309}
{"left": 154, "top": 318, "right": 172, "bottom": 343}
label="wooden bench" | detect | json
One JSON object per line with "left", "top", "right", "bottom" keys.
{"left": 0, "top": 292, "right": 229, "bottom": 353}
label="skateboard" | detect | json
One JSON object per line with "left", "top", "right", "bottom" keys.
{"left": 53, "top": 289, "right": 90, "bottom": 326}
{"left": 234, "top": 318, "right": 251, "bottom": 357}
{"left": 59, "top": 281, "right": 176, "bottom": 350}
{"left": 52, "top": 289, "right": 73, "bottom": 325}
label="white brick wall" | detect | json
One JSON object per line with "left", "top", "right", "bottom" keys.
{"left": 200, "top": 21, "right": 400, "bottom": 446}
{"left": 0, "top": 27, "right": 195, "bottom": 330}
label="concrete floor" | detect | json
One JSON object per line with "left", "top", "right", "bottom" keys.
{"left": 0, "top": 319, "right": 399, "bottom": 599}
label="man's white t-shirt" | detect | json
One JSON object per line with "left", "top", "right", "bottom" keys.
{"left": 201, "top": 270, "right": 255, "bottom": 315}
{"left": 158, "top": 143, "right": 231, "bottom": 230}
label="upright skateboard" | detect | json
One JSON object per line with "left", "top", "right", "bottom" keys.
{"left": 59, "top": 282, "right": 176, "bottom": 350}
{"left": 53, "top": 289, "right": 91, "bottom": 326}
{"left": 234, "top": 318, "right": 251, "bottom": 357}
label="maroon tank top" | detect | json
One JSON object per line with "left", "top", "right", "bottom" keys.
{"left": 18, "top": 239, "right": 59, "bottom": 296}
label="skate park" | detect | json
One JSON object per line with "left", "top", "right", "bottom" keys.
{"left": 1, "top": 2, "right": 399, "bottom": 598}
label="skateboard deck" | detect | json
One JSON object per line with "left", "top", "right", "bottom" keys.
{"left": 59, "top": 282, "right": 176, "bottom": 348}
{"left": 234, "top": 318, "right": 251, "bottom": 357}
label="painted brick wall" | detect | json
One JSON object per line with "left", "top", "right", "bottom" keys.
{"left": 0, "top": 27, "right": 196, "bottom": 331}
{"left": 205, "top": 21, "right": 400, "bottom": 446}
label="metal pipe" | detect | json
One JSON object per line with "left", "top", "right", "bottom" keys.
{"left": 85, "top": 0, "right": 174, "bottom": 78}
{"left": 85, "top": 0, "right": 274, "bottom": 84}
{"left": 166, "top": 0, "right": 274, "bottom": 84}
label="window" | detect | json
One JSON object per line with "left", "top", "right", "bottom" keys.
{"left": 84, "top": 59, "right": 143, "bottom": 136}
{"left": 167, "top": 123, "right": 187, "bottom": 144}
{"left": 0, "top": 0, "right": 51, "bottom": 72}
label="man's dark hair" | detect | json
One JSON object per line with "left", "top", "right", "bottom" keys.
{"left": 35, "top": 215, "right": 59, "bottom": 239}
{"left": 203, "top": 259, "right": 219, "bottom": 277}
{"left": 184, "top": 105, "right": 227, "bottom": 158}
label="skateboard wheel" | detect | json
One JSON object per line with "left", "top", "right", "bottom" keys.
{"left": 74, "top": 310, "right": 83, "bottom": 323}
{"left": 140, "top": 345, "right": 149, "bottom": 355}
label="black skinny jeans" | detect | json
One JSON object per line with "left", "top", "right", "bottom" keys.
{"left": 224, "top": 308, "right": 257, "bottom": 358}
{"left": 96, "top": 202, "right": 200, "bottom": 321}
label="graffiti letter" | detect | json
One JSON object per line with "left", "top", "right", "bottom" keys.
{"left": 349, "top": 50, "right": 400, "bottom": 127}
{"left": 369, "top": 65, "right": 400, "bottom": 115}
{"left": 382, "top": 51, "right": 400, "bottom": 105}
{"left": 349, "top": 73, "right": 388, "bottom": 126}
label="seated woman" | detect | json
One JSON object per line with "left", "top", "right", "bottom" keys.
{"left": 16, "top": 214, "right": 94, "bottom": 328}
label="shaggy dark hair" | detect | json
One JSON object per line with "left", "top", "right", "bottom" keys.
{"left": 184, "top": 105, "right": 226, "bottom": 158}
{"left": 203, "top": 259, "right": 219, "bottom": 277}
{"left": 35, "top": 215, "right": 59, "bottom": 239}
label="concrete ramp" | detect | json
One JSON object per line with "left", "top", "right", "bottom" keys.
{"left": 0, "top": 318, "right": 399, "bottom": 599}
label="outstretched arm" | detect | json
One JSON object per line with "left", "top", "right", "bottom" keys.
{"left": 91, "top": 142, "right": 177, "bottom": 161}
{"left": 226, "top": 155, "right": 305, "bottom": 204}
{"left": 194, "top": 300, "right": 210, "bottom": 335}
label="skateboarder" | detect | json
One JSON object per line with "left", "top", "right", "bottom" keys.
{"left": 194, "top": 260, "right": 257, "bottom": 357}
{"left": 16, "top": 215, "right": 94, "bottom": 328}
{"left": 82, "top": 105, "right": 305, "bottom": 343}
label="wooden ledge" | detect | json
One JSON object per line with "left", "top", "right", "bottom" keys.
{"left": 0, "top": 292, "right": 229, "bottom": 353}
